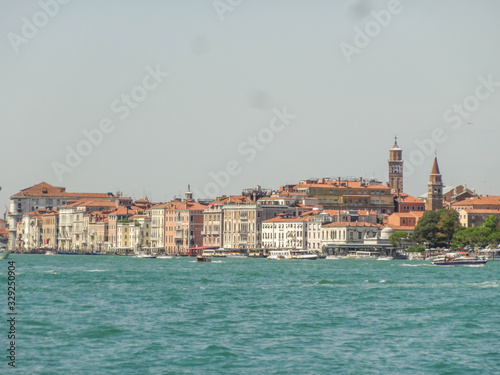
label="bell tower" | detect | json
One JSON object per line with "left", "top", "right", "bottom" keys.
{"left": 388, "top": 137, "right": 403, "bottom": 194}
{"left": 426, "top": 156, "right": 443, "bottom": 210}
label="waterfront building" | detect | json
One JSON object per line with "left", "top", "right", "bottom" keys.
{"left": 222, "top": 199, "right": 295, "bottom": 251}
{"left": 162, "top": 189, "right": 207, "bottom": 255}
{"left": 41, "top": 210, "right": 59, "bottom": 251}
{"left": 19, "top": 209, "right": 47, "bottom": 251}
{"left": 388, "top": 137, "right": 404, "bottom": 194}
{"left": 426, "top": 157, "right": 444, "bottom": 211}
{"left": 87, "top": 212, "right": 109, "bottom": 252}
{"left": 128, "top": 214, "right": 152, "bottom": 253}
{"left": 7, "top": 182, "right": 111, "bottom": 250}
{"left": 108, "top": 206, "right": 140, "bottom": 253}
{"left": 202, "top": 195, "right": 251, "bottom": 248}
{"left": 262, "top": 214, "right": 309, "bottom": 250}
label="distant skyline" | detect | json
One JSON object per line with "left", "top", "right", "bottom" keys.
{"left": 2, "top": 1, "right": 500, "bottom": 208}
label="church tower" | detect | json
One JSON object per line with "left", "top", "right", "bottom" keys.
{"left": 426, "top": 156, "right": 443, "bottom": 210}
{"left": 388, "top": 137, "right": 403, "bottom": 194}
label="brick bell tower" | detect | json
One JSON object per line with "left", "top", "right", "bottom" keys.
{"left": 388, "top": 136, "right": 403, "bottom": 194}
{"left": 426, "top": 155, "right": 443, "bottom": 211}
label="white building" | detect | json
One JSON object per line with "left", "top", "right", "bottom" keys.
{"left": 262, "top": 214, "right": 309, "bottom": 249}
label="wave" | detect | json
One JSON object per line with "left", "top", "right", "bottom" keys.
{"left": 400, "top": 263, "right": 432, "bottom": 267}
{"left": 85, "top": 269, "right": 109, "bottom": 272}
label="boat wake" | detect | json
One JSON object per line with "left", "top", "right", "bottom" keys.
{"left": 400, "top": 263, "right": 432, "bottom": 267}
{"left": 85, "top": 269, "right": 109, "bottom": 272}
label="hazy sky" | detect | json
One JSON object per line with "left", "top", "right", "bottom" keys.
{"left": 2, "top": 0, "right": 500, "bottom": 208}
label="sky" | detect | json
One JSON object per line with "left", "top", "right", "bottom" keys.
{"left": 2, "top": 0, "right": 500, "bottom": 208}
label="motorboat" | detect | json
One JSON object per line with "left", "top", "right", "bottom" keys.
{"left": 196, "top": 255, "right": 211, "bottom": 262}
{"left": 432, "top": 256, "right": 487, "bottom": 266}
{"left": 0, "top": 250, "right": 11, "bottom": 260}
{"left": 156, "top": 255, "right": 173, "bottom": 259}
{"left": 136, "top": 253, "right": 157, "bottom": 258}
{"left": 377, "top": 256, "right": 394, "bottom": 261}
{"left": 202, "top": 249, "right": 226, "bottom": 257}
{"left": 268, "top": 249, "right": 318, "bottom": 260}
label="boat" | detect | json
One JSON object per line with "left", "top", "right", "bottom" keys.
{"left": 355, "top": 251, "right": 380, "bottom": 259}
{"left": 202, "top": 249, "right": 226, "bottom": 257}
{"left": 196, "top": 255, "right": 211, "bottom": 262}
{"left": 432, "top": 255, "right": 487, "bottom": 266}
{"left": 268, "top": 250, "right": 291, "bottom": 260}
{"left": 325, "top": 255, "right": 342, "bottom": 260}
{"left": 290, "top": 250, "right": 318, "bottom": 260}
{"left": 0, "top": 250, "right": 11, "bottom": 260}
{"left": 157, "top": 255, "right": 173, "bottom": 259}
{"left": 377, "top": 256, "right": 394, "bottom": 261}
{"left": 268, "top": 249, "right": 318, "bottom": 260}
{"left": 44, "top": 251, "right": 55, "bottom": 256}
{"left": 136, "top": 254, "right": 157, "bottom": 258}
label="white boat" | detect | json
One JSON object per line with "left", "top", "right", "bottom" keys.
{"left": 432, "top": 256, "right": 487, "bottom": 266}
{"left": 377, "top": 256, "right": 394, "bottom": 261}
{"left": 325, "top": 255, "right": 342, "bottom": 260}
{"left": 268, "top": 250, "right": 291, "bottom": 260}
{"left": 290, "top": 250, "right": 318, "bottom": 260}
{"left": 44, "top": 251, "right": 55, "bottom": 256}
{"left": 136, "top": 253, "right": 157, "bottom": 258}
{"left": 0, "top": 250, "right": 11, "bottom": 260}
{"left": 355, "top": 251, "right": 380, "bottom": 259}
{"left": 202, "top": 249, "right": 227, "bottom": 257}
{"left": 157, "top": 255, "right": 173, "bottom": 259}
{"left": 268, "top": 249, "right": 318, "bottom": 260}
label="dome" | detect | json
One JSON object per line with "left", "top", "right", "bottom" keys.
{"left": 380, "top": 226, "right": 395, "bottom": 240}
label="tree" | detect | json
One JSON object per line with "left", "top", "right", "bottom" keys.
{"left": 487, "top": 232, "right": 500, "bottom": 247}
{"left": 483, "top": 215, "right": 499, "bottom": 234}
{"left": 390, "top": 232, "right": 408, "bottom": 248}
{"left": 413, "top": 210, "right": 442, "bottom": 246}
{"left": 436, "top": 209, "right": 461, "bottom": 246}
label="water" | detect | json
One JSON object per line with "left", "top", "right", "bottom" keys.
{"left": 2, "top": 255, "right": 500, "bottom": 374}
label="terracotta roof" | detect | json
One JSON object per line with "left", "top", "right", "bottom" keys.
{"left": 211, "top": 195, "right": 251, "bottom": 204}
{"left": 294, "top": 181, "right": 390, "bottom": 190}
{"left": 452, "top": 196, "right": 500, "bottom": 207}
{"left": 463, "top": 209, "right": 500, "bottom": 214}
{"left": 388, "top": 225, "right": 415, "bottom": 231}
{"left": 11, "top": 182, "right": 109, "bottom": 199}
{"left": 322, "top": 222, "right": 378, "bottom": 228}
{"left": 263, "top": 216, "right": 310, "bottom": 223}
{"left": 390, "top": 212, "right": 424, "bottom": 219}
{"left": 396, "top": 193, "right": 425, "bottom": 204}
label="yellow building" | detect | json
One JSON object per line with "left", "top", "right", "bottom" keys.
{"left": 289, "top": 178, "right": 394, "bottom": 215}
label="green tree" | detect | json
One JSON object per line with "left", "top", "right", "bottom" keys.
{"left": 483, "top": 215, "right": 499, "bottom": 235}
{"left": 390, "top": 232, "right": 409, "bottom": 248}
{"left": 413, "top": 210, "right": 442, "bottom": 246}
{"left": 436, "top": 209, "right": 461, "bottom": 246}
{"left": 487, "top": 232, "right": 500, "bottom": 247}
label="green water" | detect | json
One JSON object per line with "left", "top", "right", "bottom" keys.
{"left": 2, "top": 255, "right": 499, "bottom": 374}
